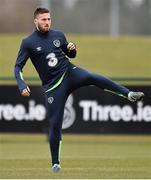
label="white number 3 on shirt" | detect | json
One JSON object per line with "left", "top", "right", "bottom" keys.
{"left": 46, "top": 53, "right": 58, "bottom": 67}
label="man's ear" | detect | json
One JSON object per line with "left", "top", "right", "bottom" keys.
{"left": 34, "top": 18, "right": 37, "bottom": 25}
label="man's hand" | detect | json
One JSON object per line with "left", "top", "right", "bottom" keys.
{"left": 21, "top": 86, "right": 31, "bottom": 97}
{"left": 67, "top": 42, "right": 76, "bottom": 51}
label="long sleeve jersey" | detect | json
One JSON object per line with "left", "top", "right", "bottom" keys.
{"left": 14, "top": 29, "right": 76, "bottom": 92}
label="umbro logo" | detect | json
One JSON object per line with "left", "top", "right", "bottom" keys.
{"left": 36, "top": 47, "right": 42, "bottom": 51}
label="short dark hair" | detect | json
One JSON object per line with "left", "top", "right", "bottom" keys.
{"left": 34, "top": 7, "right": 50, "bottom": 19}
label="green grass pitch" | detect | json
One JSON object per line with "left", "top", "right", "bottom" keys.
{"left": 0, "top": 34, "right": 151, "bottom": 178}
{"left": 0, "top": 133, "right": 151, "bottom": 179}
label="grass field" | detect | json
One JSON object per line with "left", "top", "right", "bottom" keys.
{"left": 0, "top": 35, "right": 151, "bottom": 179}
{"left": 1, "top": 34, "right": 151, "bottom": 82}
{"left": 0, "top": 133, "right": 151, "bottom": 179}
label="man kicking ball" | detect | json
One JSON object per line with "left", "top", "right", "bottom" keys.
{"left": 14, "top": 7, "right": 144, "bottom": 173}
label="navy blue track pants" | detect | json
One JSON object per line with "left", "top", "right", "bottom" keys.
{"left": 45, "top": 63, "right": 129, "bottom": 165}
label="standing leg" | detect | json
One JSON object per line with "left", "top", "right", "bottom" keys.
{"left": 45, "top": 83, "right": 68, "bottom": 172}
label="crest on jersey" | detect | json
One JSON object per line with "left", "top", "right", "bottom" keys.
{"left": 53, "top": 39, "right": 61, "bottom": 47}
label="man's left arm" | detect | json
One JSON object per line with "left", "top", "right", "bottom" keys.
{"left": 62, "top": 42, "right": 77, "bottom": 58}
{"left": 61, "top": 32, "right": 77, "bottom": 58}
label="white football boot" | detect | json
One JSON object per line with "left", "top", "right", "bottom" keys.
{"left": 128, "top": 91, "right": 144, "bottom": 102}
{"left": 52, "top": 164, "right": 61, "bottom": 173}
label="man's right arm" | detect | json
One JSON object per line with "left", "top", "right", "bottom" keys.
{"left": 14, "top": 40, "right": 30, "bottom": 96}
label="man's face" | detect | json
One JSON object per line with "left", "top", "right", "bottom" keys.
{"left": 34, "top": 13, "right": 51, "bottom": 32}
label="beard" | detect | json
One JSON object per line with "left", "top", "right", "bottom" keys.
{"left": 37, "top": 23, "right": 50, "bottom": 32}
